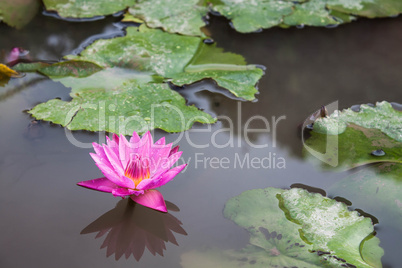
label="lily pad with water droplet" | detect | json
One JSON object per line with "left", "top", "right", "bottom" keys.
{"left": 303, "top": 101, "right": 402, "bottom": 169}
{"left": 279, "top": 188, "right": 383, "bottom": 268}
{"left": 42, "top": 0, "right": 136, "bottom": 18}
{"left": 126, "top": 0, "right": 209, "bottom": 36}
{"left": 182, "top": 187, "right": 383, "bottom": 267}
{"left": 20, "top": 25, "right": 262, "bottom": 134}
{"left": 29, "top": 81, "right": 215, "bottom": 135}
{"left": 208, "top": 0, "right": 401, "bottom": 33}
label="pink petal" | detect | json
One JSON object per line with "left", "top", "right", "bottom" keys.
{"left": 130, "top": 190, "right": 167, "bottom": 212}
{"left": 92, "top": 142, "right": 107, "bottom": 159}
{"left": 118, "top": 135, "right": 131, "bottom": 169}
{"left": 169, "top": 146, "right": 179, "bottom": 156}
{"left": 154, "top": 137, "right": 166, "bottom": 146}
{"left": 77, "top": 177, "right": 119, "bottom": 193}
{"left": 149, "top": 143, "right": 173, "bottom": 173}
{"left": 138, "top": 131, "right": 152, "bottom": 158}
{"left": 112, "top": 188, "right": 142, "bottom": 197}
{"left": 95, "top": 162, "right": 134, "bottom": 189}
{"left": 103, "top": 144, "right": 124, "bottom": 175}
{"left": 136, "top": 164, "right": 186, "bottom": 190}
{"left": 153, "top": 164, "right": 187, "bottom": 188}
{"left": 152, "top": 151, "right": 183, "bottom": 180}
{"left": 130, "top": 131, "right": 141, "bottom": 144}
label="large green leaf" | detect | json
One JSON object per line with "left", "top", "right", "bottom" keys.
{"left": 279, "top": 188, "right": 383, "bottom": 268}
{"left": 42, "top": 0, "right": 136, "bottom": 18}
{"left": 0, "top": 0, "right": 40, "bottom": 29}
{"left": 329, "top": 163, "right": 402, "bottom": 231}
{"left": 182, "top": 187, "right": 383, "bottom": 267}
{"left": 29, "top": 81, "right": 215, "bottom": 135}
{"left": 209, "top": 0, "right": 401, "bottom": 33}
{"left": 127, "top": 0, "right": 209, "bottom": 36}
{"left": 303, "top": 101, "right": 402, "bottom": 169}
{"left": 20, "top": 25, "right": 262, "bottom": 134}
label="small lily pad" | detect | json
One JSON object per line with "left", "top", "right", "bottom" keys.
{"left": 304, "top": 101, "right": 402, "bottom": 169}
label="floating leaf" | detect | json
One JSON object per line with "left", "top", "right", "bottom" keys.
{"left": 210, "top": 0, "right": 294, "bottom": 33}
{"left": 20, "top": 25, "right": 262, "bottom": 134}
{"left": 279, "top": 188, "right": 383, "bottom": 268}
{"left": 127, "top": 0, "right": 209, "bottom": 36}
{"left": 328, "top": 0, "right": 402, "bottom": 18}
{"left": 208, "top": 0, "right": 401, "bottom": 33}
{"left": 0, "top": 0, "right": 40, "bottom": 29}
{"left": 42, "top": 0, "right": 136, "bottom": 18}
{"left": 329, "top": 163, "right": 402, "bottom": 231}
{"left": 222, "top": 187, "right": 326, "bottom": 267}
{"left": 29, "top": 81, "right": 215, "bottom": 135}
{"left": 182, "top": 187, "right": 383, "bottom": 267}
{"left": 303, "top": 101, "right": 402, "bottom": 169}
{"left": 313, "top": 101, "right": 401, "bottom": 142}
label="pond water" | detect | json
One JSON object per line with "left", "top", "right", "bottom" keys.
{"left": 0, "top": 12, "right": 401, "bottom": 268}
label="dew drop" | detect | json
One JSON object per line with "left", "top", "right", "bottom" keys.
{"left": 203, "top": 38, "right": 214, "bottom": 44}
{"left": 371, "top": 149, "right": 385, "bottom": 156}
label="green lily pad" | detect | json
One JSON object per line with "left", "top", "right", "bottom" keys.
{"left": 329, "top": 163, "right": 402, "bottom": 231}
{"left": 209, "top": 0, "right": 294, "bottom": 33}
{"left": 313, "top": 101, "right": 402, "bottom": 142}
{"left": 127, "top": 0, "right": 209, "bottom": 36}
{"left": 208, "top": 0, "right": 401, "bottom": 32}
{"left": 328, "top": 0, "right": 402, "bottom": 18}
{"left": 223, "top": 187, "right": 326, "bottom": 267}
{"left": 29, "top": 81, "right": 215, "bottom": 135}
{"left": 304, "top": 101, "right": 402, "bottom": 169}
{"left": 182, "top": 187, "right": 383, "bottom": 267}
{"left": 282, "top": 0, "right": 342, "bottom": 27}
{"left": 64, "top": 26, "right": 263, "bottom": 98}
{"left": 0, "top": 0, "right": 40, "bottom": 29}
{"left": 279, "top": 188, "right": 383, "bottom": 268}
{"left": 42, "top": 0, "right": 136, "bottom": 18}
{"left": 20, "top": 25, "right": 262, "bottom": 134}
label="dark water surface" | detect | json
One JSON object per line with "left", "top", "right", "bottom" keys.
{"left": 1, "top": 13, "right": 401, "bottom": 268}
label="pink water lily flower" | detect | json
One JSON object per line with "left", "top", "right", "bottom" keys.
{"left": 77, "top": 131, "right": 186, "bottom": 212}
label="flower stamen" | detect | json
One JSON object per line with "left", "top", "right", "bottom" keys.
{"left": 124, "top": 155, "right": 150, "bottom": 188}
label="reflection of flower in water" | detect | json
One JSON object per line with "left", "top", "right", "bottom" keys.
{"left": 81, "top": 199, "right": 187, "bottom": 261}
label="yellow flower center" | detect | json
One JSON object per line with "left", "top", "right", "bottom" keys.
{"left": 124, "top": 155, "right": 150, "bottom": 188}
